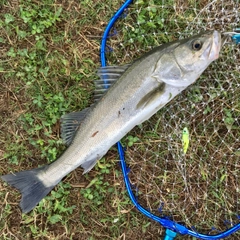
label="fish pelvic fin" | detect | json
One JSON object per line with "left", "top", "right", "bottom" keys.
{"left": 1, "top": 166, "right": 56, "bottom": 213}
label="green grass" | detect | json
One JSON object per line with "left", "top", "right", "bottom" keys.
{"left": 0, "top": 0, "right": 239, "bottom": 239}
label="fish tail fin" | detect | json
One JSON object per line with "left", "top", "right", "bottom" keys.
{"left": 1, "top": 166, "right": 56, "bottom": 213}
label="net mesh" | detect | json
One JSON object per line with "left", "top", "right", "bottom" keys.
{"left": 107, "top": 0, "right": 240, "bottom": 236}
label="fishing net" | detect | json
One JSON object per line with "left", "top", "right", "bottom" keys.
{"left": 105, "top": 0, "right": 240, "bottom": 238}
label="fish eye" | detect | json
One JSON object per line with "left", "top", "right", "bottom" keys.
{"left": 192, "top": 40, "right": 202, "bottom": 51}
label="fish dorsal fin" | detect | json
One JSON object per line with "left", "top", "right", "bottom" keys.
{"left": 94, "top": 64, "right": 130, "bottom": 101}
{"left": 60, "top": 108, "right": 90, "bottom": 146}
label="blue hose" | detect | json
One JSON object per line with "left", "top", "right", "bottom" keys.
{"left": 100, "top": 1, "right": 240, "bottom": 239}
{"left": 100, "top": 0, "right": 133, "bottom": 68}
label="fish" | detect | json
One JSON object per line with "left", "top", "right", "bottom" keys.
{"left": 182, "top": 127, "right": 190, "bottom": 155}
{"left": 1, "top": 31, "right": 222, "bottom": 213}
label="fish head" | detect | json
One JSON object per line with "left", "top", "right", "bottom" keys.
{"left": 156, "top": 31, "right": 222, "bottom": 87}
{"left": 174, "top": 30, "right": 221, "bottom": 71}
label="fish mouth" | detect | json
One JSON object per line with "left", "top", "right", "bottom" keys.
{"left": 208, "top": 30, "right": 221, "bottom": 60}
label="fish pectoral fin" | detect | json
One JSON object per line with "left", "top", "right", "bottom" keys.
{"left": 60, "top": 108, "right": 90, "bottom": 146}
{"left": 81, "top": 158, "right": 99, "bottom": 174}
{"left": 136, "top": 82, "right": 166, "bottom": 110}
{"left": 94, "top": 64, "right": 131, "bottom": 101}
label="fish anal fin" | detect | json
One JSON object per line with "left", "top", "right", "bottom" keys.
{"left": 60, "top": 108, "right": 90, "bottom": 146}
{"left": 81, "top": 158, "right": 99, "bottom": 174}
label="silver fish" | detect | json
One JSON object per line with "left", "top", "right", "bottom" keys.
{"left": 1, "top": 31, "right": 221, "bottom": 213}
